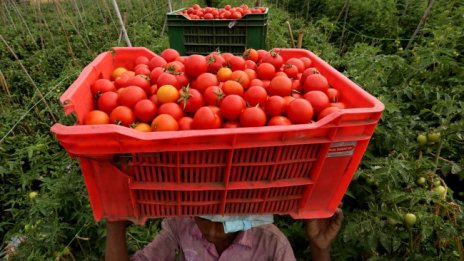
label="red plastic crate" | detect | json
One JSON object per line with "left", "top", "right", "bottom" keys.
{"left": 51, "top": 47, "right": 384, "bottom": 224}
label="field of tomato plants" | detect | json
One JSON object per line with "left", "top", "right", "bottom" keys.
{"left": 1, "top": 0, "right": 463, "bottom": 260}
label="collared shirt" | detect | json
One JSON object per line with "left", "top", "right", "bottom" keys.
{"left": 131, "top": 217, "right": 296, "bottom": 261}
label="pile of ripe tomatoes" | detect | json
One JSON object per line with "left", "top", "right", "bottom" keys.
{"left": 178, "top": 4, "right": 266, "bottom": 20}
{"left": 84, "top": 48, "right": 346, "bottom": 132}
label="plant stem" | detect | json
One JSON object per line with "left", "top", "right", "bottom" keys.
{"left": 9, "top": 0, "right": 39, "bottom": 48}
{"left": 409, "top": 228, "right": 415, "bottom": 257}
{"left": 405, "top": 0, "right": 435, "bottom": 51}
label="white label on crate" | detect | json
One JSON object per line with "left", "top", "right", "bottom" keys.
{"left": 228, "top": 21, "right": 237, "bottom": 28}
{"left": 327, "top": 141, "right": 357, "bottom": 158}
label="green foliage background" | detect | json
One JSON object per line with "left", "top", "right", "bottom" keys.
{"left": 1, "top": 0, "right": 463, "bottom": 260}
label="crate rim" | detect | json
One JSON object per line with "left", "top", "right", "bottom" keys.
{"left": 167, "top": 7, "right": 269, "bottom": 21}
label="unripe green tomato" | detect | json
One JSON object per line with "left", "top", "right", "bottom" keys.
{"left": 24, "top": 224, "right": 32, "bottom": 231}
{"left": 433, "top": 180, "right": 441, "bottom": 187}
{"left": 416, "top": 177, "right": 426, "bottom": 185}
{"left": 417, "top": 134, "right": 427, "bottom": 145}
{"left": 366, "top": 177, "right": 375, "bottom": 185}
{"left": 427, "top": 132, "right": 441, "bottom": 143}
{"left": 403, "top": 213, "right": 417, "bottom": 226}
{"left": 29, "top": 191, "right": 38, "bottom": 200}
{"left": 387, "top": 217, "right": 398, "bottom": 225}
{"left": 433, "top": 185, "right": 446, "bottom": 197}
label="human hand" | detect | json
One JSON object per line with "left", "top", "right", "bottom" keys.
{"left": 305, "top": 208, "right": 344, "bottom": 251}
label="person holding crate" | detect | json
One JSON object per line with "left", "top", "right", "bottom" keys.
{"left": 105, "top": 208, "right": 343, "bottom": 261}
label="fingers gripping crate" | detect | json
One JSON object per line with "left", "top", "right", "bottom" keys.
{"left": 51, "top": 47, "right": 384, "bottom": 224}
{"left": 167, "top": 8, "right": 268, "bottom": 55}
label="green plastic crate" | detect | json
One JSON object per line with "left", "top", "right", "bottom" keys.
{"left": 167, "top": 8, "right": 268, "bottom": 55}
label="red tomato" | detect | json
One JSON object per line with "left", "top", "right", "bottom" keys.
{"left": 265, "top": 96, "right": 286, "bottom": 117}
{"left": 229, "top": 70, "right": 250, "bottom": 88}
{"left": 84, "top": 110, "right": 110, "bottom": 125}
{"left": 148, "top": 55, "right": 167, "bottom": 70}
{"left": 178, "top": 87, "right": 205, "bottom": 114}
{"left": 203, "top": 86, "right": 225, "bottom": 106}
{"left": 126, "top": 75, "right": 151, "bottom": 93}
{"left": 206, "top": 53, "right": 226, "bottom": 73}
{"left": 268, "top": 76, "right": 292, "bottom": 97}
{"left": 221, "top": 53, "right": 234, "bottom": 64}
{"left": 256, "top": 63, "right": 276, "bottom": 80}
{"left": 304, "top": 74, "right": 329, "bottom": 93}
{"left": 250, "top": 78, "right": 264, "bottom": 87}
{"left": 257, "top": 49, "right": 267, "bottom": 62}
{"left": 243, "top": 48, "right": 259, "bottom": 62}
{"left": 135, "top": 56, "right": 149, "bottom": 66}
{"left": 228, "top": 56, "right": 246, "bottom": 71}
{"left": 150, "top": 94, "right": 159, "bottom": 106}
{"left": 262, "top": 80, "right": 271, "bottom": 90}
{"left": 191, "top": 73, "right": 219, "bottom": 94}
{"left": 134, "top": 66, "right": 151, "bottom": 76}
{"left": 115, "top": 71, "right": 136, "bottom": 88}
{"left": 158, "top": 102, "right": 184, "bottom": 121}
{"left": 222, "top": 80, "right": 244, "bottom": 95}
{"left": 193, "top": 106, "right": 221, "bottom": 129}
{"left": 118, "top": 86, "right": 147, "bottom": 108}
{"left": 164, "top": 61, "right": 185, "bottom": 73}
{"left": 245, "top": 60, "right": 257, "bottom": 70}
{"left": 286, "top": 99, "right": 313, "bottom": 124}
{"left": 300, "top": 57, "right": 312, "bottom": 68}
{"left": 301, "top": 67, "right": 320, "bottom": 83}
{"left": 150, "top": 85, "right": 158, "bottom": 95}
{"left": 231, "top": 11, "right": 242, "bottom": 19}
{"left": 244, "top": 86, "right": 268, "bottom": 107}
{"left": 151, "top": 114, "right": 179, "bottom": 131}
{"left": 268, "top": 116, "right": 292, "bottom": 126}
{"left": 97, "top": 91, "right": 119, "bottom": 114}
{"left": 220, "top": 95, "right": 246, "bottom": 120}
{"left": 244, "top": 69, "right": 257, "bottom": 82}
{"left": 157, "top": 72, "right": 180, "bottom": 89}
{"left": 317, "top": 106, "right": 341, "bottom": 121}
{"left": 178, "top": 116, "right": 194, "bottom": 130}
{"left": 303, "top": 90, "right": 330, "bottom": 114}
{"left": 175, "top": 73, "right": 189, "bottom": 89}
{"left": 149, "top": 67, "right": 164, "bottom": 83}
{"left": 160, "top": 49, "right": 180, "bottom": 62}
{"left": 326, "top": 88, "right": 339, "bottom": 102}
{"left": 262, "top": 49, "right": 284, "bottom": 70}
{"left": 91, "top": 79, "right": 116, "bottom": 96}
{"left": 292, "top": 79, "right": 302, "bottom": 92}
{"left": 185, "top": 54, "right": 208, "bottom": 78}
{"left": 240, "top": 107, "right": 267, "bottom": 127}
{"left": 204, "top": 13, "right": 214, "bottom": 19}
{"left": 175, "top": 56, "right": 186, "bottom": 63}
{"left": 283, "top": 64, "right": 299, "bottom": 78}
{"left": 286, "top": 58, "right": 305, "bottom": 73}
{"left": 134, "top": 99, "right": 157, "bottom": 123}
{"left": 110, "top": 106, "right": 136, "bottom": 126}
{"left": 222, "top": 121, "right": 240, "bottom": 128}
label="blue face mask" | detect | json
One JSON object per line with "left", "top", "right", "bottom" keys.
{"left": 199, "top": 215, "right": 274, "bottom": 233}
